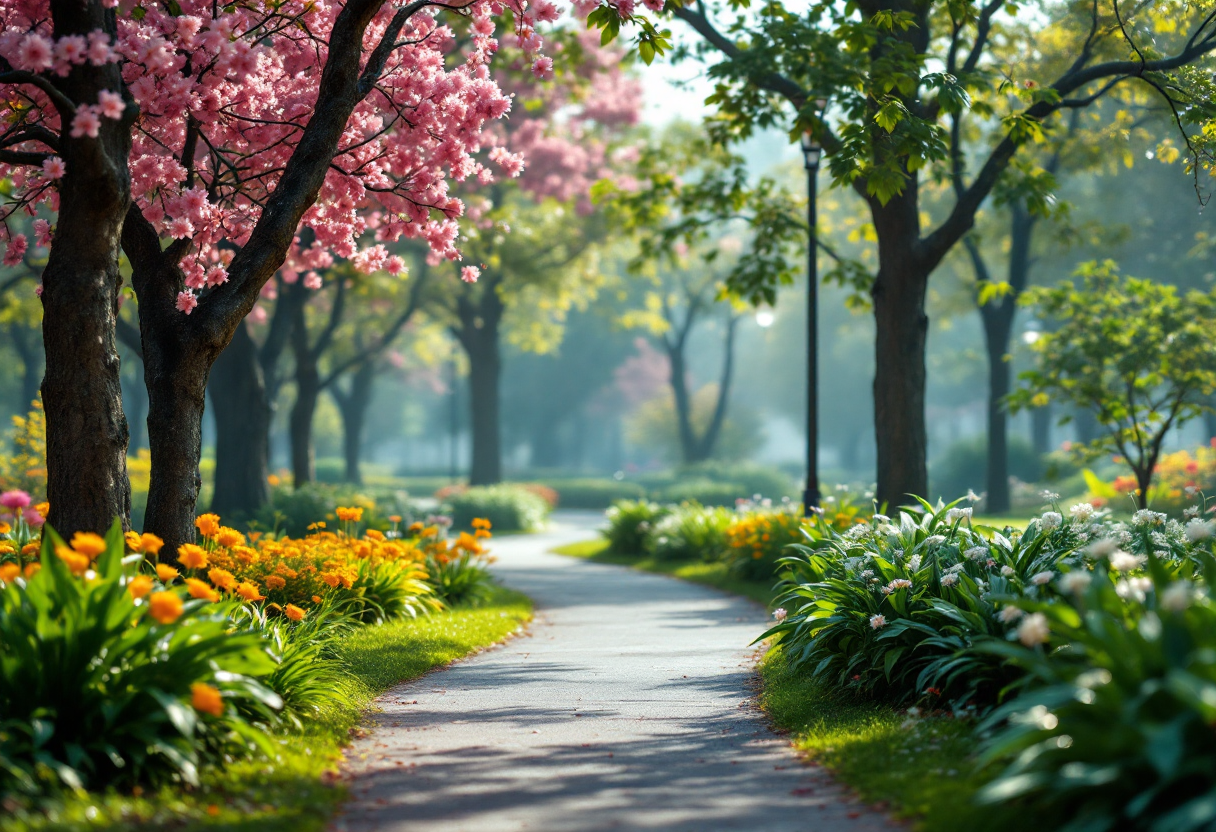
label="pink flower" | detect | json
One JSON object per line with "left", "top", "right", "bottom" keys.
{"left": 531, "top": 56, "right": 554, "bottom": 80}
{"left": 0, "top": 490, "right": 31, "bottom": 510}
{"left": 772, "top": 608, "right": 787, "bottom": 622}
{"left": 869, "top": 614, "right": 887, "bottom": 630}
{"left": 16, "top": 34, "right": 53, "bottom": 71}
{"left": 461, "top": 265, "right": 481, "bottom": 283}
{"left": 42, "top": 157, "right": 66, "bottom": 179}
{"left": 23, "top": 506, "right": 44, "bottom": 527}
{"left": 385, "top": 255, "right": 406, "bottom": 276}
{"left": 204, "top": 266, "right": 229, "bottom": 287}
{"left": 70, "top": 108, "right": 101, "bottom": 139}
{"left": 176, "top": 290, "right": 198, "bottom": 314}
{"left": 32, "top": 219, "right": 52, "bottom": 247}
{"left": 98, "top": 90, "right": 125, "bottom": 120}
{"left": 169, "top": 217, "right": 194, "bottom": 238}
{"left": 303, "top": 272, "right": 323, "bottom": 290}
{"left": 3, "top": 235, "right": 27, "bottom": 267}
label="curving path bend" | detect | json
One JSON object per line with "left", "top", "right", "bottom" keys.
{"left": 334, "top": 511, "right": 897, "bottom": 832}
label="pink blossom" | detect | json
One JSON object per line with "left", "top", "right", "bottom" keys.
{"left": 0, "top": 490, "right": 31, "bottom": 510}
{"left": 16, "top": 34, "right": 53, "bottom": 71}
{"left": 3, "top": 234, "right": 27, "bottom": 267}
{"left": 169, "top": 217, "right": 194, "bottom": 238}
{"left": 385, "top": 255, "right": 407, "bottom": 276}
{"left": 531, "top": 56, "right": 554, "bottom": 80}
{"left": 303, "top": 272, "right": 323, "bottom": 290}
{"left": 98, "top": 90, "right": 125, "bottom": 120}
{"left": 23, "top": 506, "right": 44, "bottom": 527}
{"left": 461, "top": 265, "right": 481, "bottom": 283}
{"left": 204, "top": 266, "right": 229, "bottom": 287}
{"left": 70, "top": 108, "right": 101, "bottom": 139}
{"left": 176, "top": 290, "right": 198, "bottom": 315}
{"left": 42, "top": 156, "right": 66, "bottom": 179}
{"left": 32, "top": 219, "right": 51, "bottom": 247}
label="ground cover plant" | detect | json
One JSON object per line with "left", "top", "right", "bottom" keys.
{"left": 0, "top": 495, "right": 515, "bottom": 829}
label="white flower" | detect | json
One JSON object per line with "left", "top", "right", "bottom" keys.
{"left": 1184, "top": 506, "right": 1201, "bottom": 520}
{"left": 772, "top": 607, "right": 788, "bottom": 622}
{"left": 998, "top": 605, "right": 1025, "bottom": 624}
{"left": 1039, "top": 511, "right": 1063, "bottom": 531}
{"left": 945, "top": 563, "right": 966, "bottom": 574}
{"left": 885, "top": 578, "right": 913, "bottom": 593}
{"left": 1069, "top": 503, "right": 1096, "bottom": 523}
{"left": 966, "top": 489, "right": 983, "bottom": 503}
{"left": 1116, "top": 576, "right": 1153, "bottom": 602}
{"left": 872, "top": 514, "right": 891, "bottom": 524}
{"left": 869, "top": 614, "right": 887, "bottom": 630}
{"left": 964, "top": 546, "right": 989, "bottom": 561}
{"left": 945, "top": 507, "right": 973, "bottom": 523}
{"left": 1086, "top": 537, "right": 1118, "bottom": 559}
{"left": 1030, "top": 571, "right": 1055, "bottom": 586}
{"left": 1109, "top": 550, "right": 1145, "bottom": 573}
{"left": 860, "top": 569, "right": 875, "bottom": 579}
{"left": 1042, "top": 490, "right": 1061, "bottom": 502}
{"left": 908, "top": 555, "right": 923, "bottom": 571}
{"left": 1059, "top": 571, "right": 1092, "bottom": 594}
{"left": 1186, "top": 519, "right": 1213, "bottom": 542}
{"left": 941, "top": 573, "right": 960, "bottom": 587}
{"left": 1151, "top": 531, "right": 1169, "bottom": 549}
{"left": 1017, "top": 612, "right": 1051, "bottom": 647}
{"left": 1159, "top": 582, "right": 1195, "bottom": 613}
{"left": 878, "top": 523, "right": 900, "bottom": 536}
{"left": 925, "top": 534, "right": 947, "bottom": 547}
{"left": 1132, "top": 509, "right": 1167, "bottom": 527}
{"left": 1001, "top": 565, "right": 1015, "bottom": 577}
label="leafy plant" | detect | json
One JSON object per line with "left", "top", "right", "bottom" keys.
{"left": 602, "top": 499, "right": 670, "bottom": 555}
{"left": 0, "top": 522, "right": 281, "bottom": 798}
{"left": 426, "top": 550, "right": 494, "bottom": 607}
{"left": 650, "top": 503, "right": 735, "bottom": 562}
{"left": 441, "top": 485, "right": 551, "bottom": 532}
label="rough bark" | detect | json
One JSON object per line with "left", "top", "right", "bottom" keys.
{"left": 453, "top": 278, "right": 504, "bottom": 486}
{"left": 40, "top": 0, "right": 134, "bottom": 536}
{"left": 289, "top": 294, "right": 320, "bottom": 487}
{"left": 209, "top": 322, "right": 271, "bottom": 519}
{"left": 331, "top": 360, "right": 377, "bottom": 485}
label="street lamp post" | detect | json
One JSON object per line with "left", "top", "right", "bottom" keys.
{"left": 801, "top": 129, "right": 822, "bottom": 517}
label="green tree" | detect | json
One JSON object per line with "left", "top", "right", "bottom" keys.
{"left": 589, "top": 0, "right": 1216, "bottom": 505}
{"left": 1009, "top": 261, "right": 1216, "bottom": 508}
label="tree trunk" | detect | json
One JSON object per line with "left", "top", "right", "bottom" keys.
{"left": 667, "top": 345, "right": 698, "bottom": 464}
{"left": 455, "top": 281, "right": 505, "bottom": 486}
{"left": 209, "top": 322, "right": 271, "bottom": 519}
{"left": 871, "top": 192, "right": 930, "bottom": 507}
{"left": 124, "top": 360, "right": 148, "bottom": 453}
{"left": 1032, "top": 405, "right": 1052, "bottom": 454}
{"left": 290, "top": 300, "right": 320, "bottom": 487}
{"left": 691, "top": 314, "right": 740, "bottom": 461}
{"left": 333, "top": 361, "right": 377, "bottom": 485}
{"left": 11, "top": 325, "right": 43, "bottom": 412}
{"left": 41, "top": 1, "right": 134, "bottom": 536}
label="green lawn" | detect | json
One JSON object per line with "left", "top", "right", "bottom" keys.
{"left": 551, "top": 538, "right": 777, "bottom": 607}
{"left": 555, "top": 535, "right": 981, "bottom": 831}
{"left": 5, "top": 586, "right": 532, "bottom": 832}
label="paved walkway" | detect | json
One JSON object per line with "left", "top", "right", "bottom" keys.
{"left": 335, "top": 512, "right": 895, "bottom": 832}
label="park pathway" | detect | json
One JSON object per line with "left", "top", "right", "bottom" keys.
{"left": 334, "top": 511, "right": 897, "bottom": 832}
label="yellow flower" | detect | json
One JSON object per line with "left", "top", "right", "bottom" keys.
{"left": 177, "top": 544, "right": 209, "bottom": 570}
{"left": 148, "top": 591, "right": 184, "bottom": 624}
{"left": 207, "top": 568, "right": 237, "bottom": 591}
{"left": 56, "top": 545, "right": 90, "bottom": 575}
{"left": 190, "top": 683, "right": 224, "bottom": 717}
{"left": 140, "top": 533, "right": 165, "bottom": 556}
{"left": 0, "top": 521, "right": 12, "bottom": 535}
{"left": 128, "top": 575, "right": 154, "bottom": 599}
{"left": 472, "top": 517, "right": 492, "bottom": 530}
{"left": 284, "top": 604, "right": 306, "bottom": 622}
{"left": 0, "top": 562, "right": 19, "bottom": 583}
{"left": 125, "top": 531, "right": 142, "bottom": 551}
{"left": 215, "top": 527, "right": 246, "bottom": 548}
{"left": 20, "top": 542, "right": 38, "bottom": 556}
{"left": 33, "top": 502, "right": 48, "bottom": 519}
{"left": 307, "top": 521, "right": 327, "bottom": 531}
{"left": 195, "top": 513, "right": 221, "bottom": 538}
{"left": 71, "top": 532, "right": 107, "bottom": 559}
{"left": 264, "top": 575, "right": 286, "bottom": 591}
{"left": 267, "top": 474, "right": 281, "bottom": 487}
{"left": 235, "top": 581, "right": 263, "bottom": 602}
{"left": 335, "top": 506, "right": 364, "bottom": 522}
{"left": 365, "top": 529, "right": 385, "bottom": 541}
{"left": 185, "top": 578, "right": 220, "bottom": 602}
{"left": 156, "top": 563, "right": 179, "bottom": 582}
{"left": 24, "top": 562, "right": 40, "bottom": 578}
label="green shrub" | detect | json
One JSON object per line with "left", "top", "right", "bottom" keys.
{"left": 975, "top": 549, "right": 1216, "bottom": 831}
{"left": 250, "top": 483, "right": 417, "bottom": 537}
{"left": 426, "top": 551, "right": 494, "bottom": 607}
{"left": 679, "top": 461, "right": 797, "bottom": 500}
{"left": 603, "top": 500, "right": 669, "bottom": 555}
{"left": 442, "top": 484, "right": 551, "bottom": 532}
{"left": 929, "top": 435, "right": 1043, "bottom": 503}
{"left": 651, "top": 478, "right": 746, "bottom": 507}
{"left": 0, "top": 523, "right": 282, "bottom": 798}
{"left": 545, "top": 478, "right": 646, "bottom": 509}
{"left": 650, "top": 503, "right": 735, "bottom": 561}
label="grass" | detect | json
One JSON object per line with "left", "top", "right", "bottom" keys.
{"left": 759, "top": 649, "right": 988, "bottom": 832}
{"left": 4, "top": 586, "right": 532, "bottom": 832}
{"left": 551, "top": 538, "right": 777, "bottom": 607}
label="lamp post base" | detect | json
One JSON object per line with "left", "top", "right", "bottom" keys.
{"left": 802, "top": 484, "right": 821, "bottom": 518}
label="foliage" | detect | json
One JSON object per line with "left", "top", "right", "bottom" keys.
{"left": 0, "top": 522, "right": 281, "bottom": 798}
{"left": 540, "top": 478, "right": 646, "bottom": 509}
{"left": 417, "top": 518, "right": 495, "bottom": 607}
{"left": 1011, "top": 262, "right": 1216, "bottom": 507}
{"left": 602, "top": 499, "right": 670, "bottom": 556}
{"left": 253, "top": 483, "right": 407, "bottom": 539}
{"left": 441, "top": 484, "right": 551, "bottom": 533}
{"left": 678, "top": 461, "right": 797, "bottom": 501}
{"left": 930, "top": 435, "right": 1044, "bottom": 505}
{"left": 0, "top": 401, "right": 45, "bottom": 502}
{"left": 650, "top": 477, "right": 747, "bottom": 508}
{"left": 724, "top": 504, "right": 809, "bottom": 580}
{"left": 649, "top": 503, "right": 735, "bottom": 562}
{"left": 975, "top": 548, "right": 1216, "bottom": 831}
{"left": 1089, "top": 444, "right": 1216, "bottom": 517}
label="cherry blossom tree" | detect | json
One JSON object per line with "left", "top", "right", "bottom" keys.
{"left": 0, "top": 0, "right": 554, "bottom": 551}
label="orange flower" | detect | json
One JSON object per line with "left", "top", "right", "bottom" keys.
{"left": 307, "top": 521, "right": 327, "bottom": 531}
{"left": 311, "top": 595, "right": 322, "bottom": 603}
{"left": 148, "top": 591, "right": 184, "bottom": 624}
{"left": 265, "top": 575, "right": 286, "bottom": 591}
{"left": 177, "top": 544, "right": 209, "bottom": 570}
{"left": 0, "top": 521, "right": 12, "bottom": 535}
{"left": 365, "top": 529, "right": 385, "bottom": 541}
{"left": 20, "top": 542, "right": 38, "bottom": 556}
{"left": 190, "top": 682, "right": 224, "bottom": 717}
{"left": 389, "top": 515, "right": 403, "bottom": 524}
{"left": 128, "top": 574, "right": 155, "bottom": 599}
{"left": 24, "top": 562, "right": 40, "bottom": 578}
{"left": 267, "top": 474, "right": 281, "bottom": 487}
{"left": 215, "top": 527, "right": 246, "bottom": 548}
{"left": 56, "top": 545, "right": 90, "bottom": 575}
{"left": 207, "top": 568, "right": 237, "bottom": 591}
{"left": 335, "top": 506, "right": 364, "bottom": 522}
{"left": 235, "top": 581, "right": 264, "bottom": 602}
{"left": 71, "top": 532, "right": 107, "bottom": 559}
{"left": 156, "top": 563, "right": 179, "bottom": 582}
{"left": 140, "top": 533, "right": 165, "bottom": 556}
{"left": 320, "top": 571, "right": 341, "bottom": 588}
{"left": 33, "top": 502, "right": 48, "bottom": 519}
{"left": 284, "top": 604, "right": 306, "bottom": 621}
{"left": 195, "top": 513, "right": 221, "bottom": 538}
{"left": 125, "top": 531, "right": 142, "bottom": 551}
{"left": 408, "top": 521, "right": 425, "bottom": 533}
{"left": 472, "top": 518, "right": 492, "bottom": 530}
{"left": 0, "top": 562, "right": 19, "bottom": 583}
{"left": 185, "top": 578, "right": 220, "bottom": 602}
